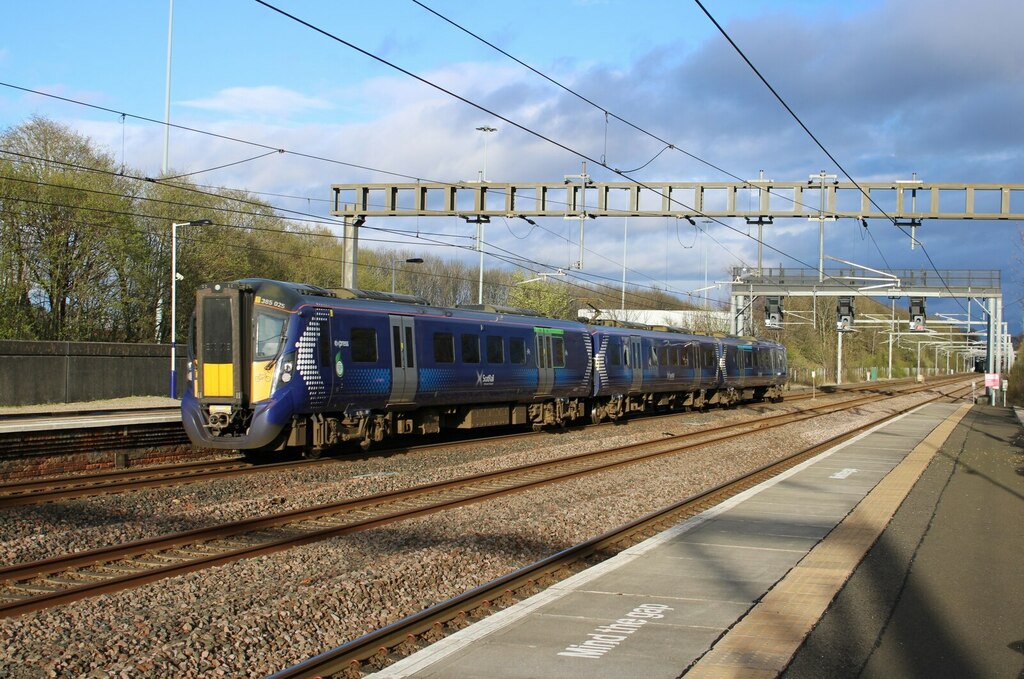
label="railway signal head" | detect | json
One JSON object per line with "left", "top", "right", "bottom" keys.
{"left": 909, "top": 296, "right": 926, "bottom": 332}
{"left": 836, "top": 296, "right": 854, "bottom": 331}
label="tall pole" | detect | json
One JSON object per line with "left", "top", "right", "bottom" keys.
{"left": 702, "top": 220, "right": 710, "bottom": 306}
{"left": 170, "top": 221, "right": 178, "bottom": 397}
{"left": 170, "top": 219, "right": 210, "bottom": 398}
{"left": 837, "top": 329, "right": 843, "bottom": 386}
{"left": 475, "top": 125, "right": 496, "bottom": 182}
{"left": 621, "top": 217, "right": 628, "bottom": 310}
{"left": 162, "top": 0, "right": 174, "bottom": 175}
{"left": 477, "top": 221, "right": 484, "bottom": 304}
{"left": 888, "top": 298, "right": 894, "bottom": 379}
{"left": 810, "top": 171, "right": 835, "bottom": 283}
{"left": 473, "top": 126, "right": 495, "bottom": 303}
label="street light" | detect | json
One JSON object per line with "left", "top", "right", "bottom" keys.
{"left": 475, "top": 125, "right": 496, "bottom": 182}
{"left": 391, "top": 257, "right": 424, "bottom": 293}
{"left": 170, "top": 219, "right": 211, "bottom": 398}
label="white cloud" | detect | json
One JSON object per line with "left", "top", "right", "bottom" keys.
{"left": 180, "top": 86, "right": 333, "bottom": 118}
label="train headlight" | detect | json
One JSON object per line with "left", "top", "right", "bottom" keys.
{"left": 274, "top": 351, "right": 296, "bottom": 390}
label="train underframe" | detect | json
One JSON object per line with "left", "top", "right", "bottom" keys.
{"left": 589, "top": 383, "right": 785, "bottom": 424}
{"left": 262, "top": 383, "right": 785, "bottom": 458}
{"left": 282, "top": 397, "right": 590, "bottom": 458}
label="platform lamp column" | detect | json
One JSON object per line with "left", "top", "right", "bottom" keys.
{"left": 170, "top": 219, "right": 211, "bottom": 398}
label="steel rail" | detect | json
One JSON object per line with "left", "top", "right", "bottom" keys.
{"left": 0, "top": 374, "right": 959, "bottom": 506}
{"left": 0, "top": 378, "right": 969, "bottom": 619}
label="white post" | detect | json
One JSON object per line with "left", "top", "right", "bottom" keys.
{"left": 170, "top": 219, "right": 210, "bottom": 398}
{"left": 170, "top": 220, "right": 178, "bottom": 397}
{"left": 477, "top": 221, "right": 484, "bottom": 304}
{"left": 837, "top": 329, "right": 843, "bottom": 386}
{"left": 621, "top": 217, "right": 628, "bottom": 310}
{"left": 162, "top": 0, "right": 174, "bottom": 175}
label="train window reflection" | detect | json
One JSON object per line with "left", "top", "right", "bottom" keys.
{"left": 254, "top": 311, "right": 287, "bottom": 360}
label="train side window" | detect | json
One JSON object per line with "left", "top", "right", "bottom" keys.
{"left": 461, "top": 333, "right": 480, "bottom": 363}
{"left": 649, "top": 346, "right": 658, "bottom": 368}
{"left": 392, "top": 326, "right": 403, "bottom": 368}
{"left": 658, "top": 346, "right": 668, "bottom": 366}
{"left": 552, "top": 336, "right": 565, "bottom": 368}
{"left": 609, "top": 338, "right": 621, "bottom": 366}
{"left": 486, "top": 336, "right": 504, "bottom": 363}
{"left": 433, "top": 332, "right": 455, "bottom": 363}
{"left": 700, "top": 344, "right": 716, "bottom": 369}
{"left": 623, "top": 344, "right": 630, "bottom": 367}
{"left": 351, "top": 327, "right": 378, "bottom": 362}
{"left": 404, "top": 327, "right": 415, "bottom": 368}
{"left": 510, "top": 337, "right": 526, "bottom": 365}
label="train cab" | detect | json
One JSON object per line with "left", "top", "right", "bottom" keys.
{"left": 182, "top": 279, "right": 308, "bottom": 450}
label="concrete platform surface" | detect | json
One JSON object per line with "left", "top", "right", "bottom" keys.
{"left": 371, "top": 401, "right": 998, "bottom": 679}
{"left": 783, "top": 403, "right": 1024, "bottom": 679}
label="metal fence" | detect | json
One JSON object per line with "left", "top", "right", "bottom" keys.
{"left": 0, "top": 341, "right": 187, "bottom": 406}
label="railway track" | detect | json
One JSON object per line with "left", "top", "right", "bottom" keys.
{"left": 273, "top": 380, "right": 976, "bottom": 679}
{"left": 0, "top": 377, "right": 971, "bottom": 619}
{"left": 0, "top": 376, "right": 966, "bottom": 507}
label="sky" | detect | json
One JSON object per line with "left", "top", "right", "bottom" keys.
{"left": 1, "top": 0, "right": 1022, "bottom": 335}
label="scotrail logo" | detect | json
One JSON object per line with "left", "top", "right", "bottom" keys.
{"left": 476, "top": 371, "right": 495, "bottom": 386}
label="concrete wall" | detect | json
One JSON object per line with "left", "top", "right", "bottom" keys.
{"left": 0, "top": 341, "right": 189, "bottom": 406}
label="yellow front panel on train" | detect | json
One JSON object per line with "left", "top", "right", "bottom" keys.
{"left": 203, "top": 363, "right": 234, "bottom": 397}
{"left": 250, "top": 361, "right": 273, "bottom": 402}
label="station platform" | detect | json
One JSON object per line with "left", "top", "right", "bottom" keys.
{"left": 373, "top": 402, "right": 1024, "bottom": 678}
{"left": 0, "top": 398, "right": 180, "bottom": 434}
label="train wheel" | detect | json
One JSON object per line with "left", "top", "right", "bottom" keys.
{"left": 591, "top": 406, "right": 603, "bottom": 425}
{"left": 303, "top": 446, "right": 323, "bottom": 460}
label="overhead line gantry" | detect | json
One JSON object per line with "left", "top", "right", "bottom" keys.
{"left": 330, "top": 178, "right": 1020, "bottom": 384}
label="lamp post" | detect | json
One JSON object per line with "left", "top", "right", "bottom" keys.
{"left": 391, "top": 257, "right": 424, "bottom": 293}
{"left": 170, "top": 219, "right": 211, "bottom": 398}
{"left": 475, "top": 125, "right": 496, "bottom": 182}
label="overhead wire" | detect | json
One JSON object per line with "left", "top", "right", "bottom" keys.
{"left": 0, "top": 79, "right": 811, "bottom": 303}
{"left": 161, "top": 149, "right": 284, "bottom": 180}
{"left": 692, "top": 0, "right": 970, "bottom": 312}
{"left": 1, "top": 159, "right": 716, "bottom": 309}
{"left": 407, "top": 1, "right": 855, "bottom": 232}
{"left": 407, "top": 0, "right": 956, "bottom": 308}
{"left": 4, "top": 3, "right": 909, "bottom": 311}
{"left": 251, "top": 0, "right": 879, "bottom": 303}
{"left": 0, "top": 141, "right": 732, "bottom": 304}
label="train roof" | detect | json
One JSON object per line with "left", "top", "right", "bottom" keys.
{"left": 206, "top": 279, "right": 585, "bottom": 329}
{"left": 201, "top": 280, "right": 787, "bottom": 349}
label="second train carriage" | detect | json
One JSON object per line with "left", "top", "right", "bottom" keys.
{"left": 588, "top": 321, "right": 786, "bottom": 423}
{"left": 181, "top": 278, "right": 787, "bottom": 455}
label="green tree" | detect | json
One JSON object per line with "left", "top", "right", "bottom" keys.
{"left": 0, "top": 116, "right": 140, "bottom": 340}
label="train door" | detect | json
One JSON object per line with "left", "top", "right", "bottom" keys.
{"left": 388, "top": 315, "right": 417, "bottom": 404}
{"left": 535, "top": 330, "right": 555, "bottom": 397}
{"left": 194, "top": 284, "right": 249, "bottom": 405}
{"left": 629, "top": 335, "right": 643, "bottom": 393}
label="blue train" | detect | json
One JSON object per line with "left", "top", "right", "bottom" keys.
{"left": 181, "top": 279, "right": 787, "bottom": 456}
